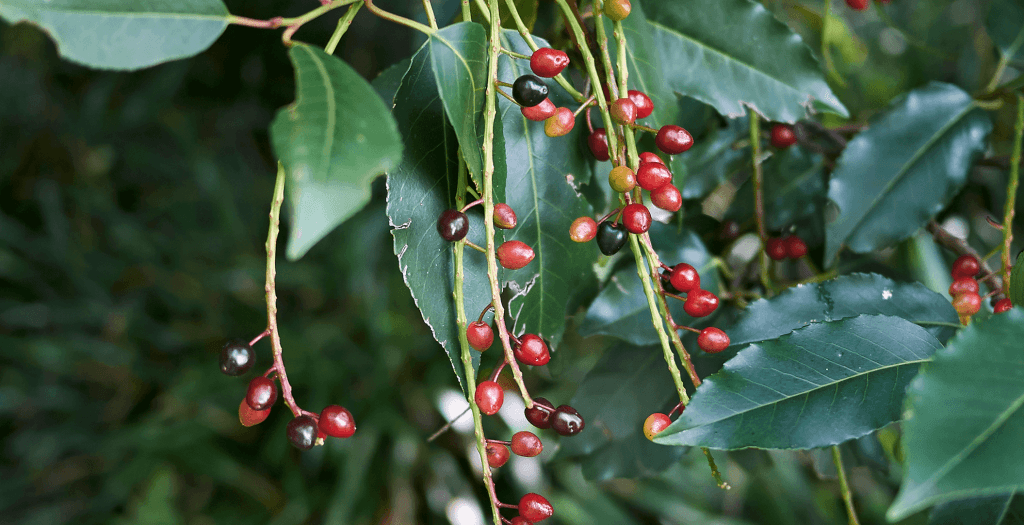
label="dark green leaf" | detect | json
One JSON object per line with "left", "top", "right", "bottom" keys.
{"left": 270, "top": 44, "right": 403, "bottom": 260}
{"left": 929, "top": 493, "right": 1022, "bottom": 525}
{"left": 655, "top": 315, "right": 944, "bottom": 450}
{"left": 727, "top": 147, "right": 827, "bottom": 234}
{"left": 888, "top": 310, "right": 1024, "bottom": 520}
{"left": 1010, "top": 251, "right": 1024, "bottom": 306}
{"left": 372, "top": 58, "right": 412, "bottom": 107}
{"left": 986, "top": 0, "right": 1024, "bottom": 63}
{"left": 678, "top": 116, "right": 748, "bottom": 200}
{"left": 824, "top": 82, "right": 992, "bottom": 265}
{"left": 727, "top": 273, "right": 961, "bottom": 346}
{"left": 0, "top": 0, "right": 228, "bottom": 70}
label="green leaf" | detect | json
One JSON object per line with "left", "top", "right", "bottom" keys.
{"left": 727, "top": 273, "right": 961, "bottom": 346}
{"left": 580, "top": 223, "right": 721, "bottom": 346}
{"left": 373, "top": 58, "right": 412, "bottom": 107}
{"left": 558, "top": 344, "right": 685, "bottom": 480}
{"left": 0, "top": 0, "right": 228, "bottom": 70}
{"left": 1010, "top": 251, "right": 1024, "bottom": 306}
{"left": 824, "top": 83, "right": 992, "bottom": 265}
{"left": 986, "top": 0, "right": 1024, "bottom": 63}
{"left": 727, "top": 147, "right": 827, "bottom": 237}
{"left": 655, "top": 315, "right": 944, "bottom": 450}
{"left": 270, "top": 44, "right": 403, "bottom": 260}
{"left": 929, "top": 493, "right": 1022, "bottom": 525}
{"left": 678, "top": 116, "right": 748, "bottom": 200}
{"left": 888, "top": 310, "right": 1024, "bottom": 520}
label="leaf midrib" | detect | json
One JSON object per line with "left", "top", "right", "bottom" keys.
{"left": 294, "top": 46, "right": 338, "bottom": 180}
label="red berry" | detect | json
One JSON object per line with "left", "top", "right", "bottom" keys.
{"left": 635, "top": 162, "right": 672, "bottom": 191}
{"left": 514, "top": 334, "right": 550, "bottom": 366}
{"left": 846, "top": 0, "right": 869, "bottom": 9}
{"left": 655, "top": 125, "right": 693, "bottom": 155}
{"left": 952, "top": 292, "right": 982, "bottom": 316}
{"left": 497, "top": 240, "right": 535, "bottom": 270}
{"left": 770, "top": 124, "right": 798, "bottom": 149}
{"left": 669, "top": 263, "right": 700, "bottom": 293}
{"left": 610, "top": 98, "right": 637, "bottom": 125}
{"left": 530, "top": 47, "right": 569, "bottom": 78}
{"left": 784, "top": 235, "right": 808, "bottom": 259}
{"left": 510, "top": 518, "right": 533, "bottom": 525}
{"left": 239, "top": 399, "right": 271, "bottom": 427}
{"left": 550, "top": 405, "right": 585, "bottom": 436}
{"left": 650, "top": 183, "right": 682, "bottom": 212}
{"left": 467, "top": 321, "right": 494, "bottom": 351}
{"left": 475, "top": 380, "right": 505, "bottom": 415}
{"left": 511, "top": 431, "right": 544, "bottom": 457}
{"left": 319, "top": 405, "right": 356, "bottom": 438}
{"left": 951, "top": 255, "right": 980, "bottom": 279}
{"left": 286, "top": 415, "right": 318, "bottom": 450}
{"left": 608, "top": 165, "right": 636, "bottom": 193}
{"left": 627, "top": 90, "right": 654, "bottom": 119}
{"left": 684, "top": 289, "right": 719, "bottom": 318}
{"left": 246, "top": 376, "right": 278, "bottom": 411}
{"left": 570, "top": 217, "right": 598, "bottom": 242}
{"left": 719, "top": 220, "right": 741, "bottom": 241}
{"left": 765, "top": 237, "right": 787, "bottom": 261}
{"left": 544, "top": 107, "right": 575, "bottom": 137}
{"left": 521, "top": 97, "right": 556, "bottom": 121}
{"left": 494, "top": 203, "right": 517, "bottom": 229}
{"left": 437, "top": 209, "right": 469, "bottom": 242}
{"left": 639, "top": 151, "right": 664, "bottom": 165}
{"left": 588, "top": 128, "right": 610, "bottom": 161}
{"left": 622, "top": 203, "right": 652, "bottom": 234}
{"left": 643, "top": 413, "right": 671, "bottom": 440}
{"left": 698, "top": 327, "right": 730, "bottom": 353}
{"left": 486, "top": 442, "right": 510, "bottom": 468}
{"left": 994, "top": 298, "right": 1013, "bottom": 313}
{"left": 525, "top": 398, "right": 555, "bottom": 429}
{"left": 948, "top": 277, "right": 980, "bottom": 297}
{"left": 603, "top": 0, "right": 631, "bottom": 21}
{"left": 519, "top": 493, "right": 554, "bottom": 522}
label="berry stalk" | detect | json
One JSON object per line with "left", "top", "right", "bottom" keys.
{"left": 1001, "top": 94, "right": 1023, "bottom": 293}
{"left": 832, "top": 445, "right": 862, "bottom": 525}
{"left": 750, "top": 113, "right": 774, "bottom": 295}
{"left": 502, "top": 0, "right": 585, "bottom": 102}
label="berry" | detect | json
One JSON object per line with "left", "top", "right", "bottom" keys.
{"left": 437, "top": 209, "right": 469, "bottom": 242}
{"left": 952, "top": 292, "right": 982, "bottom": 316}
{"left": 948, "top": 277, "right": 980, "bottom": 297}
{"left": 603, "top": 0, "right": 631, "bottom": 21}
{"left": 486, "top": 442, "right": 510, "bottom": 468}
{"left": 994, "top": 298, "right": 1013, "bottom": 313}
{"left": 765, "top": 237, "right": 787, "bottom": 261}
{"left": 846, "top": 0, "right": 869, "bottom": 9}
{"left": 650, "top": 183, "right": 682, "bottom": 212}
{"left": 588, "top": 128, "right": 610, "bottom": 161}
{"left": 596, "top": 221, "right": 628, "bottom": 256}
{"left": 610, "top": 98, "right": 637, "bottom": 125}
{"left": 551, "top": 405, "right": 585, "bottom": 436}
{"left": 684, "top": 289, "right": 719, "bottom": 318}
{"left": 514, "top": 334, "right": 550, "bottom": 366}
{"left": 627, "top": 90, "right": 654, "bottom": 119}
{"left": 521, "top": 98, "right": 556, "bottom": 121}
{"left": 525, "top": 398, "right": 554, "bottom": 429}
{"left": 719, "top": 220, "right": 741, "bottom": 241}
{"left": 655, "top": 125, "right": 694, "bottom": 155}
{"left": 497, "top": 240, "right": 535, "bottom": 270}
{"left": 510, "top": 518, "right": 533, "bottom": 525}
{"left": 530, "top": 48, "right": 570, "bottom": 78}
{"left": 608, "top": 166, "right": 636, "bottom": 193}
{"left": 220, "top": 340, "right": 255, "bottom": 376}
{"left": 698, "top": 327, "right": 730, "bottom": 353}
{"left": 544, "top": 107, "right": 575, "bottom": 137}
{"left": 512, "top": 74, "right": 549, "bottom": 107}
{"left": 319, "top": 405, "right": 356, "bottom": 438}
{"left": 643, "top": 413, "right": 671, "bottom": 440}
{"left": 519, "top": 493, "right": 554, "bottom": 522}
{"left": 246, "top": 376, "right": 278, "bottom": 411}
{"left": 467, "top": 321, "right": 494, "bottom": 351}
{"left": 511, "top": 431, "right": 543, "bottom": 457}
{"left": 494, "top": 203, "right": 517, "bottom": 229}
{"left": 669, "top": 263, "right": 700, "bottom": 293}
{"left": 784, "top": 235, "right": 808, "bottom": 259}
{"left": 639, "top": 151, "right": 664, "bottom": 165}
{"left": 635, "top": 162, "right": 672, "bottom": 191}
{"left": 239, "top": 399, "right": 271, "bottom": 427}
{"left": 951, "top": 255, "right": 980, "bottom": 279}
{"left": 475, "top": 380, "right": 505, "bottom": 415}
{"left": 570, "top": 216, "right": 598, "bottom": 242}
{"left": 286, "top": 415, "right": 318, "bottom": 450}
{"left": 622, "top": 203, "right": 652, "bottom": 234}
{"left": 770, "top": 124, "right": 798, "bottom": 149}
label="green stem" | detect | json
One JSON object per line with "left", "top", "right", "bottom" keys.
{"left": 750, "top": 113, "right": 773, "bottom": 294}
{"left": 502, "top": 0, "right": 585, "bottom": 102}
{"left": 832, "top": 446, "right": 861, "bottom": 525}
{"left": 1002, "top": 94, "right": 1024, "bottom": 293}
{"left": 422, "top": 0, "right": 438, "bottom": 29}
{"left": 462, "top": 0, "right": 472, "bottom": 21}
{"left": 474, "top": 0, "right": 491, "bottom": 22}
{"left": 364, "top": 0, "right": 435, "bottom": 35}
{"left": 325, "top": 2, "right": 363, "bottom": 55}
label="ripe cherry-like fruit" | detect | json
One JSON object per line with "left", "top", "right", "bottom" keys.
{"left": 519, "top": 493, "right": 554, "bottom": 522}
{"left": 643, "top": 413, "right": 671, "bottom": 440}
{"left": 551, "top": 405, "right": 585, "bottom": 436}
{"left": 514, "top": 334, "right": 550, "bottom": 366}
{"left": 951, "top": 255, "right": 980, "bottom": 279}
{"left": 765, "top": 237, "right": 788, "bottom": 261}
{"left": 476, "top": 380, "right": 505, "bottom": 415}
{"left": 511, "top": 431, "right": 543, "bottom": 457}
{"left": 512, "top": 74, "right": 549, "bottom": 107}
{"left": 655, "top": 125, "right": 694, "bottom": 155}
{"left": 530, "top": 47, "right": 570, "bottom": 78}
{"left": 684, "top": 289, "right": 719, "bottom": 318}
{"left": 846, "top": 0, "right": 869, "bottom": 10}
{"left": 952, "top": 292, "right": 982, "bottom": 316}
{"left": 603, "top": 0, "right": 631, "bottom": 21}
{"left": 437, "top": 209, "right": 469, "bottom": 242}
{"left": 220, "top": 340, "right": 255, "bottom": 376}
{"left": 698, "top": 327, "right": 730, "bottom": 353}
{"left": 521, "top": 97, "right": 556, "bottom": 121}
{"left": 588, "top": 128, "right": 610, "bottom": 161}
{"left": 246, "top": 376, "right": 278, "bottom": 411}
{"left": 651, "top": 183, "right": 682, "bottom": 212}
{"left": 510, "top": 518, "right": 533, "bottom": 525}
{"left": 639, "top": 151, "right": 664, "bottom": 165}
{"left": 608, "top": 166, "right": 636, "bottom": 193}
{"left": 570, "top": 216, "right": 598, "bottom": 243}
{"left": 610, "top": 98, "right": 637, "bottom": 125}
{"left": 544, "top": 107, "right": 575, "bottom": 137}
{"left": 286, "top": 415, "right": 318, "bottom": 450}
{"left": 486, "top": 442, "right": 510, "bottom": 468}
{"left": 467, "top": 321, "right": 494, "bottom": 351}
{"left": 622, "top": 203, "right": 652, "bottom": 234}
{"left": 319, "top": 405, "right": 356, "bottom": 438}
{"left": 669, "top": 263, "right": 700, "bottom": 293}
{"left": 497, "top": 240, "right": 535, "bottom": 270}
{"left": 239, "top": 399, "right": 271, "bottom": 427}
{"left": 949, "top": 277, "right": 980, "bottom": 297}
{"left": 994, "top": 298, "right": 1013, "bottom": 313}
{"left": 784, "top": 235, "right": 808, "bottom": 259}
{"left": 627, "top": 90, "right": 654, "bottom": 119}
{"left": 770, "top": 124, "right": 798, "bottom": 149}
{"left": 636, "top": 162, "right": 672, "bottom": 191}
{"left": 494, "top": 203, "right": 517, "bottom": 229}
{"left": 596, "top": 222, "right": 628, "bottom": 255}
{"left": 525, "top": 398, "right": 554, "bottom": 429}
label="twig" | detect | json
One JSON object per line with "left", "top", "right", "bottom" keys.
{"left": 832, "top": 446, "right": 861, "bottom": 525}
{"left": 325, "top": 2, "right": 363, "bottom": 55}
{"left": 1002, "top": 94, "right": 1023, "bottom": 293}
{"left": 750, "top": 113, "right": 773, "bottom": 295}
{"left": 427, "top": 406, "right": 472, "bottom": 442}
{"left": 364, "top": 0, "right": 435, "bottom": 35}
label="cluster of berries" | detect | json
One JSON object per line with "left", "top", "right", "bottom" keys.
{"left": 512, "top": 48, "right": 576, "bottom": 138}
{"left": 765, "top": 235, "right": 808, "bottom": 261}
{"left": 438, "top": 203, "right": 535, "bottom": 270}
{"left": 947, "top": 255, "right": 1012, "bottom": 317}
{"left": 660, "top": 262, "right": 730, "bottom": 353}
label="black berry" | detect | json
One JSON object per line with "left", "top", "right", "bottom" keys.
{"left": 512, "top": 74, "right": 549, "bottom": 108}
{"left": 286, "top": 415, "right": 318, "bottom": 450}
{"left": 596, "top": 221, "right": 628, "bottom": 256}
{"left": 551, "top": 405, "right": 585, "bottom": 436}
{"left": 525, "top": 397, "right": 555, "bottom": 429}
{"left": 437, "top": 209, "right": 469, "bottom": 242}
{"left": 220, "top": 339, "right": 255, "bottom": 376}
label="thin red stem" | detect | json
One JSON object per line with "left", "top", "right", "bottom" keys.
{"left": 249, "top": 328, "right": 271, "bottom": 347}
{"left": 461, "top": 198, "right": 485, "bottom": 213}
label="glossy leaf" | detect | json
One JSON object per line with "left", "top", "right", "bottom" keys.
{"left": 727, "top": 273, "right": 961, "bottom": 346}
{"left": 986, "top": 0, "right": 1024, "bottom": 63}
{"left": 0, "top": 0, "right": 228, "bottom": 70}
{"left": 825, "top": 83, "right": 992, "bottom": 265}
{"left": 929, "top": 493, "right": 1022, "bottom": 525}
{"left": 270, "top": 44, "right": 403, "bottom": 260}
{"left": 678, "top": 116, "right": 748, "bottom": 200}
{"left": 1010, "top": 251, "right": 1024, "bottom": 307}
{"left": 888, "top": 310, "right": 1024, "bottom": 520}
{"left": 373, "top": 58, "right": 412, "bottom": 107}
{"left": 727, "top": 147, "right": 826, "bottom": 235}
{"left": 655, "top": 315, "right": 944, "bottom": 450}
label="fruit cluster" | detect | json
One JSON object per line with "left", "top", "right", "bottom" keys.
{"left": 947, "top": 254, "right": 1012, "bottom": 318}
{"left": 438, "top": 202, "right": 535, "bottom": 270}
{"left": 765, "top": 235, "right": 808, "bottom": 261}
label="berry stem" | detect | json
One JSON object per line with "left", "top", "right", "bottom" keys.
{"left": 488, "top": 359, "right": 507, "bottom": 382}
{"left": 461, "top": 198, "right": 484, "bottom": 213}
{"left": 463, "top": 240, "right": 488, "bottom": 254}
{"left": 421, "top": 0, "right": 438, "bottom": 30}
{"left": 485, "top": 438, "right": 511, "bottom": 445}
{"left": 363, "top": 0, "right": 436, "bottom": 35}
{"left": 674, "top": 325, "right": 700, "bottom": 334}
{"left": 502, "top": 0, "right": 585, "bottom": 102}
{"left": 832, "top": 445, "right": 862, "bottom": 525}
{"left": 928, "top": 220, "right": 1004, "bottom": 297}
{"left": 324, "top": 2, "right": 363, "bottom": 55}
{"left": 477, "top": 302, "right": 494, "bottom": 323}
{"left": 426, "top": 405, "right": 471, "bottom": 442}
{"left": 749, "top": 113, "right": 774, "bottom": 296}
{"left": 249, "top": 328, "right": 271, "bottom": 347}
{"left": 496, "top": 80, "right": 514, "bottom": 88}
{"left": 573, "top": 95, "right": 597, "bottom": 117}
{"left": 496, "top": 88, "right": 519, "bottom": 105}
{"left": 499, "top": 47, "right": 531, "bottom": 60}
{"left": 1001, "top": 93, "right": 1023, "bottom": 294}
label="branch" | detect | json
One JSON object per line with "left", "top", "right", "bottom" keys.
{"left": 1002, "top": 94, "right": 1024, "bottom": 293}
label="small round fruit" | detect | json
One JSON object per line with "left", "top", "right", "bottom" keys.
{"left": 510, "top": 518, "right": 533, "bottom": 525}
{"left": 994, "top": 298, "right": 1013, "bottom": 313}
{"left": 530, "top": 47, "right": 570, "bottom": 78}
{"left": 514, "top": 334, "right": 550, "bottom": 366}
{"left": 669, "top": 263, "right": 700, "bottom": 293}
{"left": 603, "top": 0, "right": 631, "bottom": 21}
{"left": 650, "top": 183, "right": 682, "bottom": 212}
{"left": 719, "top": 220, "right": 741, "bottom": 241}
{"left": 494, "top": 203, "right": 517, "bottom": 229}
{"left": 765, "top": 237, "right": 787, "bottom": 261}
{"left": 519, "top": 493, "right": 554, "bottom": 523}
{"left": 475, "top": 380, "right": 505, "bottom": 415}
{"left": 437, "top": 209, "right": 469, "bottom": 242}
{"left": 544, "top": 107, "right": 575, "bottom": 137}
{"left": 643, "top": 413, "right": 671, "bottom": 440}
{"left": 952, "top": 292, "right": 982, "bottom": 316}
{"left": 588, "top": 128, "right": 610, "bottom": 161}
{"left": 622, "top": 203, "right": 652, "bottom": 234}
{"left": 655, "top": 125, "right": 694, "bottom": 155}
{"left": 486, "top": 442, "right": 510, "bottom": 468}
{"left": 684, "top": 289, "right": 719, "bottom": 318}
{"left": 319, "top": 405, "right": 356, "bottom": 438}
{"left": 239, "top": 399, "right": 271, "bottom": 427}
{"left": 570, "top": 216, "right": 598, "bottom": 242}
{"left": 636, "top": 162, "right": 673, "bottom": 191}
{"left": 525, "top": 397, "right": 554, "bottom": 429}
{"left": 948, "top": 277, "right": 980, "bottom": 297}
{"left": 467, "top": 321, "right": 494, "bottom": 351}
{"left": 951, "top": 255, "right": 980, "bottom": 279}
{"left": 246, "top": 376, "right": 278, "bottom": 411}
{"left": 698, "top": 327, "right": 730, "bottom": 353}
{"left": 608, "top": 166, "right": 636, "bottom": 193}
{"left": 610, "top": 98, "right": 637, "bottom": 125}
{"left": 497, "top": 241, "right": 535, "bottom": 270}
{"left": 770, "top": 124, "right": 797, "bottom": 149}
{"left": 551, "top": 405, "right": 585, "bottom": 436}
{"left": 286, "top": 415, "right": 318, "bottom": 450}
{"left": 220, "top": 340, "right": 255, "bottom": 376}
{"left": 521, "top": 98, "right": 556, "bottom": 121}
{"left": 512, "top": 74, "right": 549, "bottom": 107}
{"left": 846, "top": 0, "right": 869, "bottom": 10}
{"left": 596, "top": 221, "right": 628, "bottom": 256}
{"left": 511, "top": 431, "right": 543, "bottom": 457}
{"left": 639, "top": 151, "right": 664, "bottom": 165}
{"left": 784, "top": 235, "right": 808, "bottom": 259}
{"left": 627, "top": 90, "right": 654, "bottom": 119}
